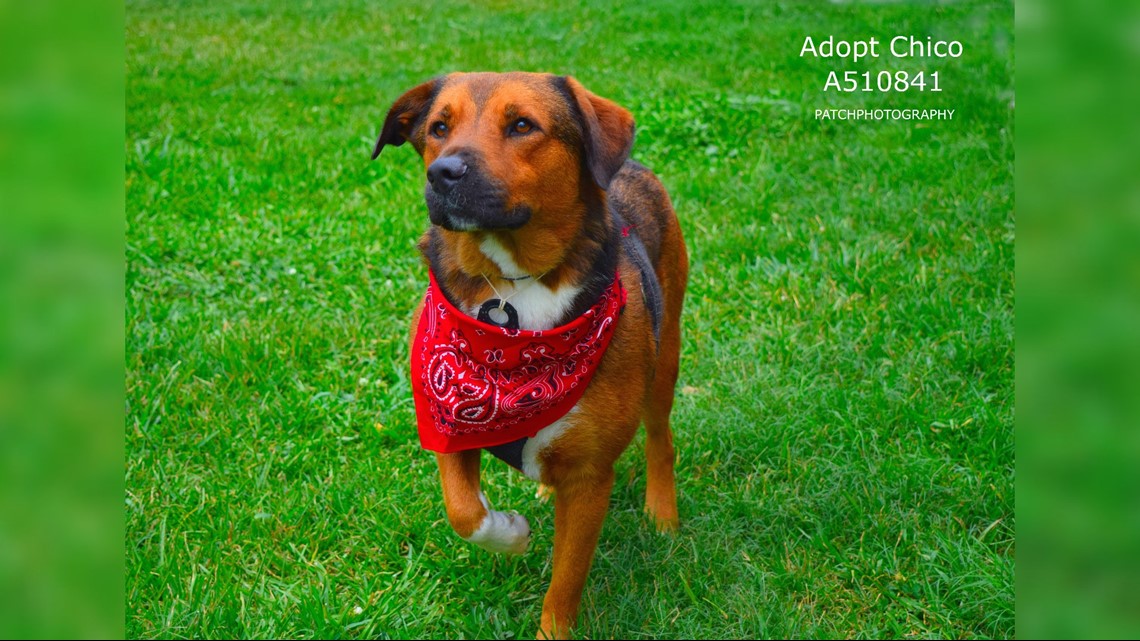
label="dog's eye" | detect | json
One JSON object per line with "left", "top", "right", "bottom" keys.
{"left": 430, "top": 121, "right": 449, "bottom": 138}
{"left": 509, "top": 118, "right": 535, "bottom": 136}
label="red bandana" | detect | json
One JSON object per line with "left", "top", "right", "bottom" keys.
{"left": 411, "top": 270, "right": 627, "bottom": 453}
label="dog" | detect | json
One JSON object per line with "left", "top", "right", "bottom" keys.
{"left": 373, "top": 72, "right": 688, "bottom": 639}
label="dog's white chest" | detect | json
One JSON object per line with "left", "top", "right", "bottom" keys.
{"left": 520, "top": 405, "right": 580, "bottom": 481}
{"left": 472, "top": 236, "right": 582, "bottom": 332}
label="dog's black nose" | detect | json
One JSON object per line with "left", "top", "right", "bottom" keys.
{"left": 427, "top": 156, "right": 468, "bottom": 193}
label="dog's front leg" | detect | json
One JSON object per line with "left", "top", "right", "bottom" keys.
{"left": 538, "top": 471, "right": 615, "bottom": 640}
{"left": 436, "top": 450, "right": 530, "bottom": 555}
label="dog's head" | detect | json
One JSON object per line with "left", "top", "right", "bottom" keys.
{"left": 372, "top": 72, "right": 634, "bottom": 233}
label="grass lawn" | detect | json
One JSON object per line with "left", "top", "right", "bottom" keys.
{"left": 126, "top": 0, "right": 1014, "bottom": 638}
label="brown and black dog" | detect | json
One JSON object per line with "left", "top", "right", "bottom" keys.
{"left": 373, "top": 72, "right": 688, "bottom": 639}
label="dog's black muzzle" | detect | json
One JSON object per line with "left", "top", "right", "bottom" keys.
{"left": 424, "top": 151, "right": 532, "bottom": 231}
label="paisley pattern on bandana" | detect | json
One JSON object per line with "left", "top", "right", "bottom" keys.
{"left": 411, "top": 270, "right": 626, "bottom": 453}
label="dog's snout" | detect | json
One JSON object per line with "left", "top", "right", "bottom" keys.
{"left": 427, "top": 156, "right": 468, "bottom": 193}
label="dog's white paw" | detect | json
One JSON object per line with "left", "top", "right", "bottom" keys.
{"left": 464, "top": 509, "right": 531, "bottom": 555}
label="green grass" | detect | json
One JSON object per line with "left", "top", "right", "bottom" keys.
{"left": 126, "top": 0, "right": 1014, "bottom": 638}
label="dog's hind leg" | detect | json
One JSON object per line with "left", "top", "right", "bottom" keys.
{"left": 643, "top": 233, "right": 686, "bottom": 533}
{"left": 642, "top": 318, "right": 680, "bottom": 532}
{"left": 436, "top": 450, "right": 530, "bottom": 555}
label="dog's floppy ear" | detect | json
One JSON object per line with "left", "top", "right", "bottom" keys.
{"left": 562, "top": 76, "right": 635, "bottom": 190}
{"left": 372, "top": 78, "right": 440, "bottom": 160}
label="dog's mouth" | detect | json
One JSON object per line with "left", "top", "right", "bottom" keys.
{"left": 425, "top": 183, "right": 532, "bottom": 232}
{"left": 432, "top": 207, "right": 533, "bottom": 232}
